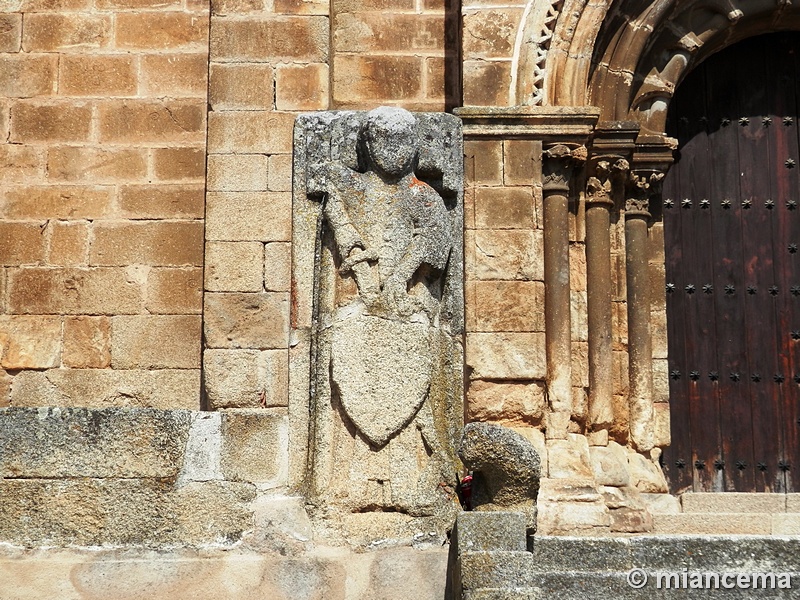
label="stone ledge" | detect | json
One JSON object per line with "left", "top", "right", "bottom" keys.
{"left": 653, "top": 513, "right": 772, "bottom": 535}
{"left": 454, "top": 106, "right": 601, "bottom": 141}
{"left": 681, "top": 493, "right": 787, "bottom": 514}
{"left": 531, "top": 536, "right": 800, "bottom": 572}
{"left": 0, "top": 546, "right": 448, "bottom": 600}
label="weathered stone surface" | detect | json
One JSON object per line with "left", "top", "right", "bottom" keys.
{"left": 207, "top": 153, "right": 269, "bottom": 192}
{"left": 546, "top": 434, "right": 594, "bottom": 480}
{"left": 589, "top": 441, "right": 630, "bottom": 487}
{"left": 457, "top": 551, "right": 536, "bottom": 590}
{"left": 536, "top": 499, "right": 611, "bottom": 534}
{"left": 243, "top": 495, "right": 313, "bottom": 555}
{"left": 263, "top": 241, "right": 291, "bottom": 291}
{"left": 609, "top": 506, "right": 653, "bottom": 533}
{"left": 0, "top": 549, "right": 355, "bottom": 600}
{"left": 206, "top": 191, "right": 292, "bottom": 241}
{"left": 146, "top": 267, "right": 203, "bottom": 315}
{"left": 205, "top": 241, "right": 264, "bottom": 292}
{"left": 466, "top": 380, "right": 545, "bottom": 426}
{"left": 773, "top": 514, "right": 800, "bottom": 535}
{"left": 474, "top": 187, "right": 534, "bottom": 229}
{"left": 466, "top": 333, "right": 546, "bottom": 379}
{"left": 453, "top": 511, "right": 527, "bottom": 553}
{"left": 203, "top": 348, "right": 288, "bottom": 409}
{"left": 627, "top": 450, "right": 668, "bottom": 493}
{"left": 8, "top": 267, "right": 143, "bottom": 315}
{"left": 220, "top": 410, "right": 287, "bottom": 485}
{"left": 468, "top": 229, "right": 543, "bottom": 281}
{"left": 509, "top": 426, "right": 547, "bottom": 476}
{"left": 469, "top": 280, "right": 544, "bottom": 332}
{"left": 0, "top": 315, "right": 61, "bottom": 369}
{"left": 640, "top": 492, "right": 681, "bottom": 515}
{"left": 204, "top": 292, "right": 289, "bottom": 349}
{"left": 331, "top": 316, "right": 433, "bottom": 448}
{"left": 653, "top": 513, "right": 772, "bottom": 535}
{"left": 681, "top": 492, "right": 786, "bottom": 514}
{"left": 459, "top": 422, "right": 540, "bottom": 531}
{"left": 599, "top": 485, "right": 642, "bottom": 509}
{"left": 0, "top": 478, "right": 255, "bottom": 547}
{"left": 111, "top": 315, "right": 201, "bottom": 369}
{"left": 9, "top": 368, "right": 200, "bottom": 409}
{"left": 464, "top": 140, "right": 502, "bottom": 184}
{"left": 63, "top": 316, "right": 111, "bottom": 368}
{"left": 0, "top": 407, "right": 191, "bottom": 479}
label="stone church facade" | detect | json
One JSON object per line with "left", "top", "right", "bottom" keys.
{"left": 1, "top": 0, "right": 800, "bottom": 596}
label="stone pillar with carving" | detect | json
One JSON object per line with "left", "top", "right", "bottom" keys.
{"left": 542, "top": 144, "right": 585, "bottom": 438}
{"left": 623, "top": 168, "right": 663, "bottom": 451}
{"left": 292, "top": 107, "right": 464, "bottom": 545}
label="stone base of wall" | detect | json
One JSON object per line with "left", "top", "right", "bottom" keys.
{"left": 0, "top": 546, "right": 448, "bottom": 600}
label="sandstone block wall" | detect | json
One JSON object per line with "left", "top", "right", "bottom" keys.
{"left": 0, "top": 0, "right": 209, "bottom": 409}
{"left": 461, "top": 0, "right": 522, "bottom": 106}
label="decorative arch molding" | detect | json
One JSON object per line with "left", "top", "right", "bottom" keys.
{"left": 515, "top": 0, "right": 800, "bottom": 135}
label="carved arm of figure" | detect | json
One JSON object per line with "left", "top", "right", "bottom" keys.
{"left": 322, "top": 167, "right": 380, "bottom": 299}
{"left": 381, "top": 183, "right": 451, "bottom": 315}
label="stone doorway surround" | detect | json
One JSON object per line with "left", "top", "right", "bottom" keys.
{"left": 457, "top": 0, "right": 800, "bottom": 534}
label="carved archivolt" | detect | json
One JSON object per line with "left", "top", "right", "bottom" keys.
{"left": 514, "top": 0, "right": 800, "bottom": 135}
{"left": 512, "top": 0, "right": 566, "bottom": 106}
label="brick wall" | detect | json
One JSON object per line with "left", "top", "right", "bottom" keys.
{"left": 0, "top": 0, "right": 209, "bottom": 408}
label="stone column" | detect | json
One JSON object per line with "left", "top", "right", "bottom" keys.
{"left": 542, "top": 144, "right": 584, "bottom": 437}
{"left": 623, "top": 170, "right": 663, "bottom": 451}
{"left": 585, "top": 159, "right": 627, "bottom": 430}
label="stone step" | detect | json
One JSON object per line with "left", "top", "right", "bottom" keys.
{"left": 680, "top": 492, "right": 800, "bottom": 514}
{"left": 527, "top": 537, "right": 800, "bottom": 599}
{"left": 463, "top": 588, "right": 542, "bottom": 600}
{"left": 652, "top": 513, "right": 800, "bottom": 535}
{"left": 532, "top": 571, "right": 799, "bottom": 599}
{"left": 458, "top": 551, "right": 537, "bottom": 590}
{"left": 530, "top": 536, "right": 800, "bottom": 573}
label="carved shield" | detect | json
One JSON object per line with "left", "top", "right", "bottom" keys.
{"left": 331, "top": 315, "right": 433, "bottom": 448}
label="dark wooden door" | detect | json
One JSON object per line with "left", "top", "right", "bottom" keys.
{"left": 662, "top": 33, "right": 800, "bottom": 494}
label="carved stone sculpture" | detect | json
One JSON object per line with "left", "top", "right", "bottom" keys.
{"left": 458, "top": 422, "right": 541, "bottom": 533}
{"left": 292, "top": 107, "right": 464, "bottom": 541}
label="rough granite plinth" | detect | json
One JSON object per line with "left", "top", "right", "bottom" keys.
{"left": 0, "top": 407, "right": 286, "bottom": 548}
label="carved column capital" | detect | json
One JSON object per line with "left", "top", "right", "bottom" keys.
{"left": 543, "top": 144, "right": 586, "bottom": 194}
{"left": 625, "top": 169, "right": 665, "bottom": 217}
{"left": 586, "top": 157, "right": 628, "bottom": 208}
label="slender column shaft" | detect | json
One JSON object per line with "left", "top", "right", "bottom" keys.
{"left": 586, "top": 196, "right": 614, "bottom": 429}
{"left": 543, "top": 188, "right": 571, "bottom": 413}
{"left": 625, "top": 209, "right": 654, "bottom": 450}
{"left": 542, "top": 147, "right": 576, "bottom": 424}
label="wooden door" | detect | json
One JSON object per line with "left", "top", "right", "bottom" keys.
{"left": 661, "top": 33, "right": 800, "bottom": 493}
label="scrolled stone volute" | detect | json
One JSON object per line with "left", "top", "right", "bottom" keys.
{"left": 458, "top": 422, "right": 541, "bottom": 533}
